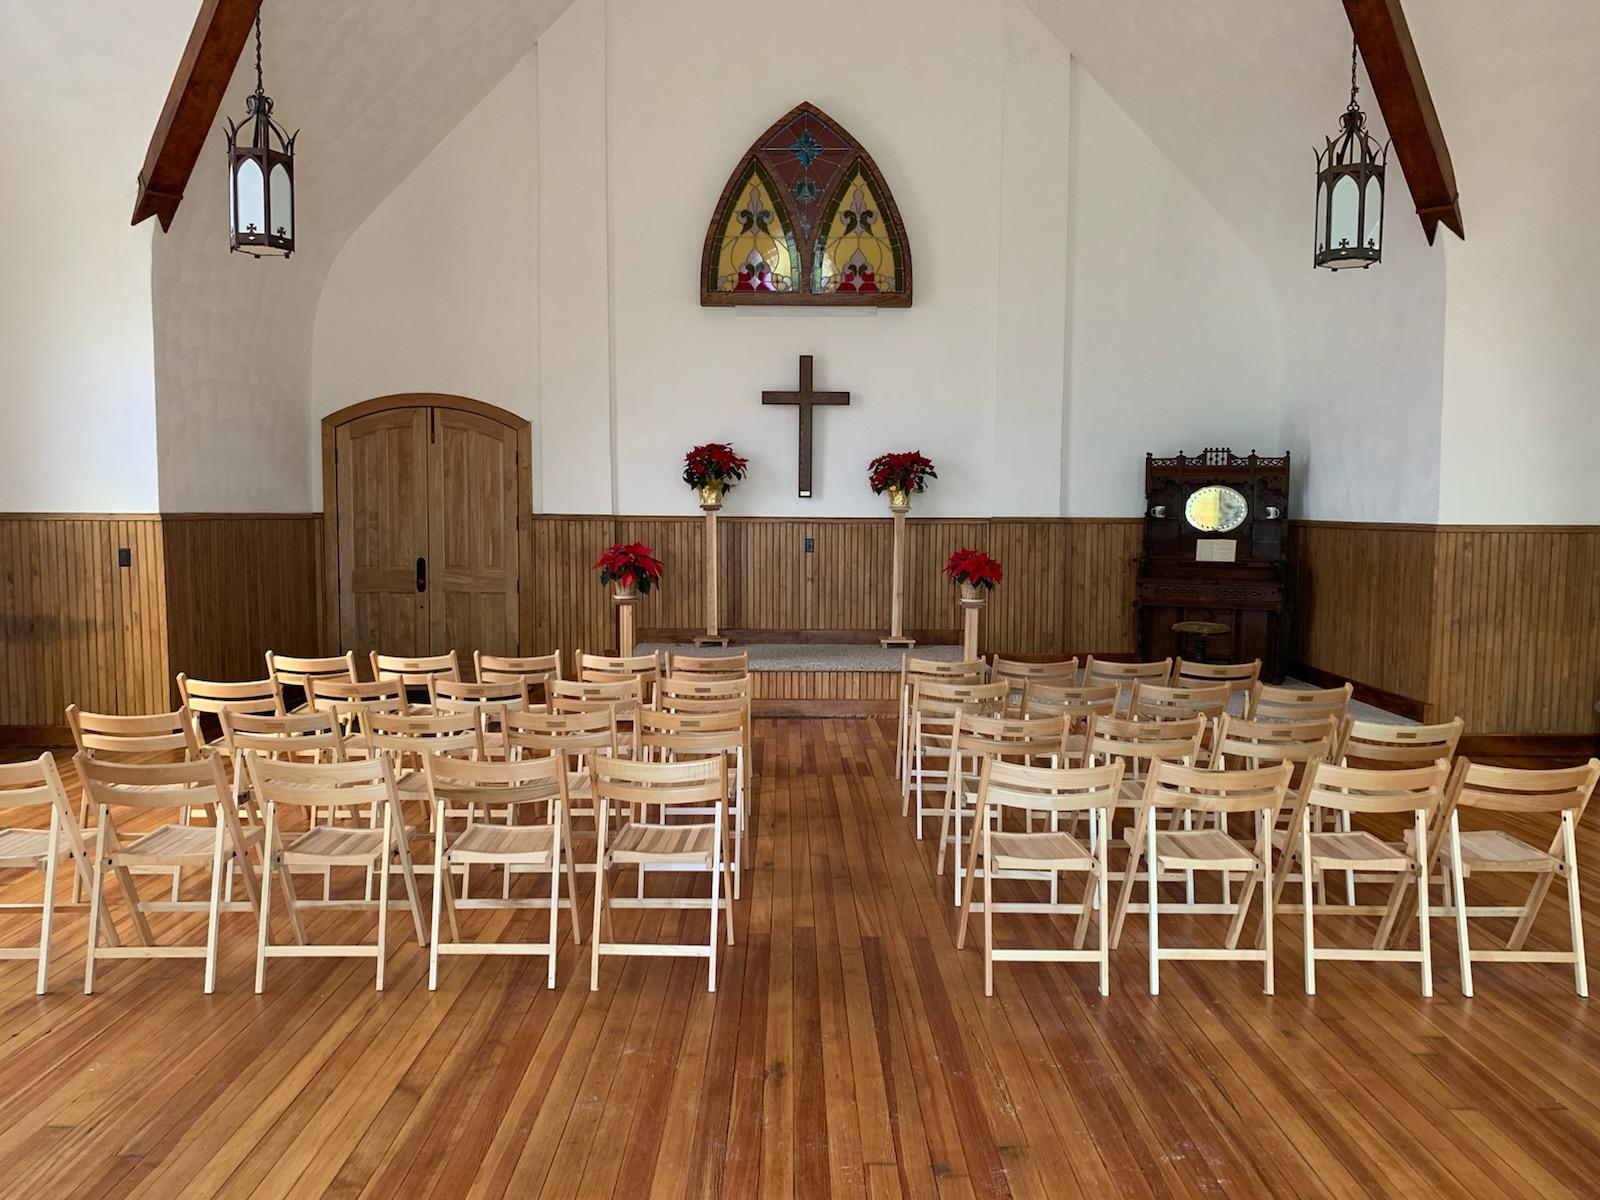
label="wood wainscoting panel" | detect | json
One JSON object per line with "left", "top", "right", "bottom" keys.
{"left": 1290, "top": 521, "right": 1437, "bottom": 709}
{"left": 525, "top": 514, "right": 1143, "bottom": 671}
{"left": 1429, "top": 527, "right": 1600, "bottom": 735}
{"left": 0, "top": 515, "right": 170, "bottom": 729}
{"left": 161, "top": 515, "right": 323, "bottom": 693}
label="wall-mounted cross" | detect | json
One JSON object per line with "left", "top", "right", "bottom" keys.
{"left": 762, "top": 354, "right": 850, "bottom": 498}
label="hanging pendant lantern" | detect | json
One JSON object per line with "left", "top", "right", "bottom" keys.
{"left": 1314, "top": 38, "right": 1387, "bottom": 270}
{"left": 225, "top": 1, "right": 296, "bottom": 258}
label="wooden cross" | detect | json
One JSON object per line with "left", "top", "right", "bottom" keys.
{"left": 762, "top": 354, "right": 850, "bottom": 498}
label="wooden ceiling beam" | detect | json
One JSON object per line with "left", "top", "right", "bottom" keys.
{"left": 131, "top": 0, "right": 259, "bottom": 231}
{"left": 1342, "top": 0, "right": 1464, "bottom": 244}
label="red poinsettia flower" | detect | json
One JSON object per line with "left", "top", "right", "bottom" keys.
{"left": 943, "top": 547, "right": 1003, "bottom": 589}
{"left": 593, "top": 542, "right": 665, "bottom": 594}
{"left": 683, "top": 442, "right": 750, "bottom": 490}
{"left": 867, "top": 450, "right": 938, "bottom": 495}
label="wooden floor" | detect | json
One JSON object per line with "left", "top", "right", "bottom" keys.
{"left": 2, "top": 720, "right": 1600, "bottom": 1198}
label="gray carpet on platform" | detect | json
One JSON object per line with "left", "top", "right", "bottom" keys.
{"left": 638, "top": 644, "right": 1416, "bottom": 725}
{"left": 638, "top": 642, "right": 963, "bottom": 672}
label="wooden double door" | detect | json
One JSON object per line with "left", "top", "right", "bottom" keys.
{"left": 328, "top": 397, "right": 526, "bottom": 663}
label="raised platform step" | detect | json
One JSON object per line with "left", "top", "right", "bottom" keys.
{"left": 639, "top": 642, "right": 962, "bottom": 673}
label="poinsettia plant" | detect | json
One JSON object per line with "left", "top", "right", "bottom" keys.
{"left": 944, "top": 548, "right": 1004, "bottom": 590}
{"left": 593, "top": 542, "right": 664, "bottom": 594}
{"left": 867, "top": 450, "right": 937, "bottom": 495}
{"left": 682, "top": 442, "right": 750, "bottom": 490}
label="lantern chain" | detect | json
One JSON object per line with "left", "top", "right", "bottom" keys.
{"left": 1347, "top": 36, "right": 1360, "bottom": 111}
{"left": 254, "top": 1, "right": 265, "bottom": 98}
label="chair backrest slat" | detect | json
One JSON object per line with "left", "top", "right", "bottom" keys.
{"left": 77, "top": 751, "right": 228, "bottom": 811}
{"left": 592, "top": 754, "right": 726, "bottom": 809}
{"left": 265, "top": 651, "right": 358, "bottom": 699}
{"left": 67, "top": 706, "right": 199, "bottom": 760}
{"left": 505, "top": 707, "right": 619, "bottom": 759}
{"left": 667, "top": 652, "right": 750, "bottom": 680}
{"left": 246, "top": 752, "right": 398, "bottom": 812}
{"left": 1337, "top": 717, "right": 1464, "bottom": 770}
{"left": 176, "top": 674, "right": 285, "bottom": 718}
{"left": 1301, "top": 759, "right": 1449, "bottom": 817}
{"left": 953, "top": 712, "right": 1069, "bottom": 761}
{"left": 475, "top": 650, "right": 563, "bottom": 705}
{"left": 1143, "top": 758, "right": 1293, "bottom": 815}
{"left": 219, "top": 709, "right": 348, "bottom": 761}
{"left": 1452, "top": 758, "right": 1600, "bottom": 816}
{"left": 1132, "top": 683, "right": 1231, "bottom": 723}
{"left": 1248, "top": 681, "right": 1352, "bottom": 724}
{"left": 1084, "top": 713, "right": 1205, "bottom": 772}
{"left": 371, "top": 651, "right": 460, "bottom": 687}
{"left": 981, "top": 757, "right": 1124, "bottom": 816}
{"left": 423, "top": 751, "right": 566, "bottom": 810}
{"left": 1170, "top": 658, "right": 1261, "bottom": 696}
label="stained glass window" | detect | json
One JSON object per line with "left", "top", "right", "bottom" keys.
{"left": 701, "top": 102, "right": 912, "bottom": 307}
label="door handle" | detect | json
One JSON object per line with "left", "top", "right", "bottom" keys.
{"left": 416, "top": 557, "right": 427, "bottom": 593}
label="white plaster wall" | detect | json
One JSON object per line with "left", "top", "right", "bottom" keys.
{"left": 1064, "top": 73, "right": 1282, "bottom": 516}
{"left": 312, "top": 56, "right": 539, "bottom": 428}
{"left": 1412, "top": 0, "right": 1600, "bottom": 524}
{"left": 308, "top": 0, "right": 1287, "bottom": 519}
{"left": 0, "top": 1, "right": 195, "bottom": 512}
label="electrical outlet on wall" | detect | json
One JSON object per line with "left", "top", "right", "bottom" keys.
{"left": 117, "top": 548, "right": 131, "bottom": 567}
{"left": 804, "top": 537, "right": 815, "bottom": 553}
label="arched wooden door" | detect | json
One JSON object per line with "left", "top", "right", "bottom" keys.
{"left": 322, "top": 395, "right": 530, "bottom": 663}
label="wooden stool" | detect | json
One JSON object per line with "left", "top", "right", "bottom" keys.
{"left": 1171, "top": 620, "right": 1230, "bottom": 664}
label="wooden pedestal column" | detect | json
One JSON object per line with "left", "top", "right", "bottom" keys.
{"left": 960, "top": 591, "right": 985, "bottom": 662}
{"left": 881, "top": 501, "right": 915, "bottom": 649}
{"left": 614, "top": 592, "right": 638, "bottom": 658}
{"left": 694, "top": 503, "right": 730, "bottom": 648}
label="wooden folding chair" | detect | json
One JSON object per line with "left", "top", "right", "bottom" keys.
{"left": 551, "top": 677, "right": 645, "bottom": 757}
{"left": 177, "top": 674, "right": 285, "bottom": 750}
{"left": 371, "top": 650, "right": 460, "bottom": 692}
{"left": 639, "top": 708, "right": 748, "bottom": 896}
{"left": 657, "top": 674, "right": 754, "bottom": 796}
{"left": 1081, "top": 657, "right": 1173, "bottom": 715}
{"left": 665, "top": 651, "right": 750, "bottom": 681}
{"left": 219, "top": 708, "right": 357, "bottom": 899}
{"left": 0, "top": 754, "right": 107, "bottom": 993}
{"left": 934, "top": 712, "right": 1070, "bottom": 905}
{"left": 429, "top": 676, "right": 530, "bottom": 760}
{"left": 989, "top": 657, "right": 1078, "bottom": 715}
{"left": 1019, "top": 681, "right": 1119, "bottom": 765}
{"left": 576, "top": 651, "right": 661, "bottom": 708}
{"left": 362, "top": 709, "right": 481, "bottom": 893}
{"left": 1207, "top": 714, "right": 1338, "bottom": 921}
{"left": 245, "top": 753, "right": 428, "bottom": 992}
{"left": 308, "top": 677, "right": 408, "bottom": 744}
{"left": 78, "top": 752, "right": 262, "bottom": 994}
{"left": 903, "top": 680, "right": 1008, "bottom": 837}
{"left": 504, "top": 707, "right": 619, "bottom": 887}
{"left": 1326, "top": 716, "right": 1464, "bottom": 902}
{"left": 1170, "top": 658, "right": 1260, "bottom": 714}
{"left": 424, "top": 752, "right": 582, "bottom": 989}
{"left": 955, "top": 758, "right": 1123, "bottom": 996}
{"left": 589, "top": 756, "right": 735, "bottom": 992}
{"left": 265, "top": 650, "right": 358, "bottom": 714}
{"left": 1418, "top": 758, "right": 1600, "bottom": 996}
{"left": 1295, "top": 759, "right": 1450, "bottom": 996}
{"left": 1082, "top": 713, "right": 1206, "bottom": 927}
{"left": 1247, "top": 681, "right": 1352, "bottom": 724}
{"left": 66, "top": 705, "right": 202, "bottom": 901}
{"left": 1114, "top": 760, "right": 1292, "bottom": 994}
{"left": 894, "top": 655, "right": 988, "bottom": 781}
{"left": 475, "top": 650, "right": 563, "bottom": 709}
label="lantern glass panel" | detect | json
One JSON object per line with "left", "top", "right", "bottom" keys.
{"left": 1330, "top": 175, "right": 1359, "bottom": 251}
{"left": 1315, "top": 181, "right": 1328, "bottom": 254}
{"left": 270, "top": 164, "right": 293, "bottom": 239}
{"left": 236, "top": 158, "right": 266, "bottom": 236}
{"left": 1363, "top": 175, "right": 1383, "bottom": 250}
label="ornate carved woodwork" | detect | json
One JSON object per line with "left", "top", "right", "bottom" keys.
{"left": 1135, "top": 448, "right": 1293, "bottom": 680}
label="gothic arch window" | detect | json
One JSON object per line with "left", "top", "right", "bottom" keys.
{"left": 700, "top": 102, "right": 913, "bottom": 307}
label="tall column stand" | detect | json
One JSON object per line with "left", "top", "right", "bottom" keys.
{"left": 694, "top": 500, "right": 730, "bottom": 648}
{"left": 881, "top": 496, "right": 915, "bottom": 649}
{"left": 960, "top": 586, "right": 985, "bottom": 662}
{"left": 614, "top": 590, "right": 638, "bottom": 658}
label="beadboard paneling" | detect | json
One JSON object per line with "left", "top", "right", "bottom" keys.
{"left": 162, "top": 515, "right": 323, "bottom": 693}
{"left": 526, "top": 514, "right": 1141, "bottom": 671}
{"left": 0, "top": 515, "right": 170, "bottom": 727}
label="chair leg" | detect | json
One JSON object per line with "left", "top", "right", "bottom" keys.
{"left": 204, "top": 827, "right": 227, "bottom": 994}
{"left": 37, "top": 822, "right": 61, "bottom": 996}
{"left": 547, "top": 819, "right": 562, "bottom": 989}
{"left": 255, "top": 813, "right": 276, "bottom": 995}
{"left": 982, "top": 828, "right": 994, "bottom": 997}
{"left": 590, "top": 842, "right": 606, "bottom": 992}
{"left": 83, "top": 830, "right": 108, "bottom": 996}
{"left": 1097, "top": 831, "right": 1110, "bottom": 996}
{"left": 1415, "top": 813, "right": 1433, "bottom": 998}
{"left": 1448, "top": 813, "right": 1472, "bottom": 998}
{"left": 561, "top": 807, "right": 582, "bottom": 945}
{"left": 1146, "top": 815, "right": 1160, "bottom": 996}
{"left": 429, "top": 825, "right": 445, "bottom": 991}
{"left": 376, "top": 808, "right": 392, "bottom": 992}
{"left": 1563, "top": 812, "right": 1587, "bottom": 997}
{"left": 709, "top": 822, "right": 722, "bottom": 994}
{"left": 1301, "top": 820, "right": 1316, "bottom": 996}
{"left": 1261, "top": 860, "right": 1275, "bottom": 996}
{"left": 955, "top": 817, "right": 983, "bottom": 950}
